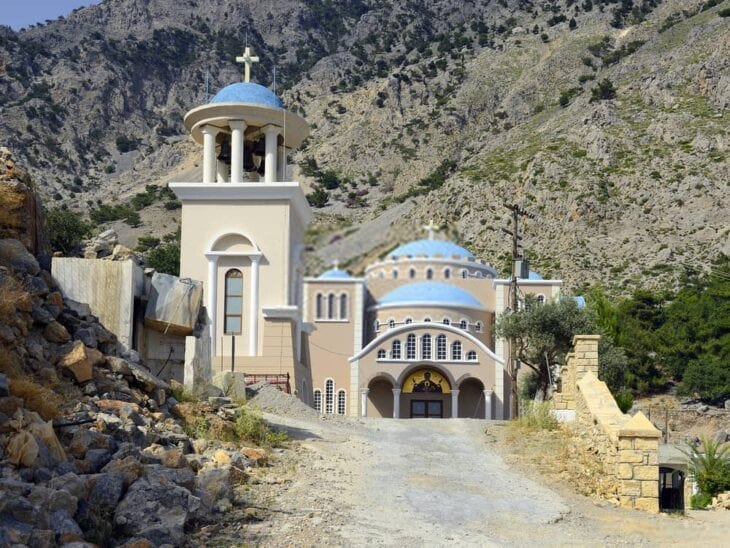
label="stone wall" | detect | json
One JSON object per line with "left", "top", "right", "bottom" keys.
{"left": 554, "top": 335, "right": 662, "bottom": 512}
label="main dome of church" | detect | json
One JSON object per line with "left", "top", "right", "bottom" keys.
{"left": 387, "top": 239, "right": 475, "bottom": 260}
{"left": 379, "top": 282, "right": 484, "bottom": 309}
{"left": 210, "top": 82, "right": 284, "bottom": 109}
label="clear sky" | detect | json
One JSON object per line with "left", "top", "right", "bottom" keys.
{"left": 3, "top": 1, "right": 103, "bottom": 31}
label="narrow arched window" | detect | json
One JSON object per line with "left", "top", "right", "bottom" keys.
{"left": 224, "top": 269, "right": 243, "bottom": 334}
{"left": 406, "top": 334, "right": 416, "bottom": 360}
{"left": 423, "top": 317, "right": 431, "bottom": 323}
{"left": 327, "top": 293, "right": 336, "bottom": 319}
{"left": 392, "top": 340, "right": 401, "bottom": 360}
{"left": 339, "top": 293, "right": 348, "bottom": 320}
{"left": 442, "top": 317, "right": 450, "bottom": 326}
{"left": 392, "top": 270, "right": 398, "bottom": 279}
{"left": 325, "top": 379, "right": 334, "bottom": 414}
{"left": 404, "top": 317, "right": 413, "bottom": 325}
{"left": 436, "top": 335, "right": 447, "bottom": 360}
{"left": 315, "top": 293, "right": 323, "bottom": 320}
{"left": 444, "top": 268, "right": 451, "bottom": 279}
{"left": 388, "top": 318, "right": 395, "bottom": 329}
{"left": 461, "top": 269, "right": 468, "bottom": 279}
{"left": 451, "top": 340, "right": 462, "bottom": 361}
{"left": 475, "top": 321, "right": 483, "bottom": 333}
{"left": 409, "top": 268, "right": 416, "bottom": 279}
{"left": 426, "top": 268, "right": 433, "bottom": 280}
{"left": 421, "top": 334, "right": 432, "bottom": 360}
{"left": 536, "top": 294, "right": 546, "bottom": 306}
{"left": 313, "top": 389, "right": 322, "bottom": 413}
{"left": 459, "top": 319, "right": 468, "bottom": 330}
{"left": 374, "top": 319, "right": 380, "bottom": 333}
{"left": 337, "top": 390, "right": 346, "bottom": 415}
{"left": 475, "top": 271, "right": 483, "bottom": 279}
{"left": 467, "top": 350, "right": 477, "bottom": 361}
{"left": 377, "top": 349, "right": 386, "bottom": 359}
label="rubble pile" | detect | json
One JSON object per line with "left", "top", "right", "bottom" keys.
{"left": 710, "top": 492, "right": 730, "bottom": 511}
{"left": 0, "top": 235, "right": 270, "bottom": 546}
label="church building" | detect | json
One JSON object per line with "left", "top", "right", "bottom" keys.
{"left": 171, "top": 51, "right": 562, "bottom": 419}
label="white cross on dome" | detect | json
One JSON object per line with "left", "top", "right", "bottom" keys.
{"left": 236, "top": 47, "right": 260, "bottom": 83}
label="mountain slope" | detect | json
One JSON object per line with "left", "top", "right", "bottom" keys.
{"left": 0, "top": 0, "right": 728, "bottom": 292}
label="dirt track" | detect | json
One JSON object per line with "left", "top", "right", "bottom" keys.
{"left": 198, "top": 415, "right": 730, "bottom": 546}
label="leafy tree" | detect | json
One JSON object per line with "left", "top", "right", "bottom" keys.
{"left": 496, "top": 297, "right": 627, "bottom": 399}
{"left": 681, "top": 437, "right": 730, "bottom": 505}
{"left": 146, "top": 242, "right": 180, "bottom": 276}
{"left": 46, "top": 207, "right": 91, "bottom": 256}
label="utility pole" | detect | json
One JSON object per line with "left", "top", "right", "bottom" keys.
{"left": 502, "top": 203, "right": 534, "bottom": 419}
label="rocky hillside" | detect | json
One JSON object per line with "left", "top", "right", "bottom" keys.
{"left": 0, "top": 0, "right": 728, "bottom": 292}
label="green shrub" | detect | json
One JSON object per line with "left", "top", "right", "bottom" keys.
{"left": 682, "top": 437, "right": 730, "bottom": 499}
{"left": 614, "top": 388, "right": 634, "bottom": 413}
{"left": 691, "top": 492, "right": 713, "bottom": 509}
{"left": 146, "top": 241, "right": 180, "bottom": 276}
{"left": 719, "top": 8, "right": 730, "bottom": 17}
{"left": 515, "top": 401, "right": 558, "bottom": 431}
{"left": 306, "top": 188, "right": 329, "bottom": 208}
{"left": 46, "top": 207, "right": 91, "bottom": 255}
{"left": 135, "top": 236, "right": 160, "bottom": 252}
{"left": 519, "top": 371, "right": 540, "bottom": 401}
{"left": 234, "top": 406, "right": 288, "bottom": 448}
{"left": 115, "top": 135, "right": 140, "bottom": 153}
{"left": 590, "top": 79, "right": 617, "bottom": 102}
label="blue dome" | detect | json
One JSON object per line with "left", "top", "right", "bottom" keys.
{"left": 379, "top": 282, "right": 484, "bottom": 309}
{"left": 319, "top": 268, "right": 351, "bottom": 280}
{"left": 574, "top": 296, "right": 586, "bottom": 309}
{"left": 210, "top": 83, "right": 284, "bottom": 109}
{"left": 528, "top": 271, "right": 543, "bottom": 280}
{"left": 388, "top": 239, "right": 474, "bottom": 259}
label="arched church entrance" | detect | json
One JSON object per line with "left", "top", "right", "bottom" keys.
{"left": 401, "top": 367, "right": 452, "bottom": 418}
{"left": 458, "top": 378, "right": 486, "bottom": 418}
{"left": 367, "top": 377, "right": 394, "bottom": 418}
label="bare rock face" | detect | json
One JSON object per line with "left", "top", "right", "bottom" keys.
{"left": 58, "top": 341, "right": 103, "bottom": 382}
{"left": 0, "top": 239, "right": 40, "bottom": 276}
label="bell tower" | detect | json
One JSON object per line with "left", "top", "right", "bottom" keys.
{"left": 170, "top": 48, "right": 312, "bottom": 398}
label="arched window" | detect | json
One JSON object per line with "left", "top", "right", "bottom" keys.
{"left": 444, "top": 268, "right": 451, "bottom": 279}
{"left": 392, "top": 270, "right": 398, "bottom": 279}
{"left": 406, "top": 334, "right": 416, "bottom": 359}
{"left": 377, "top": 349, "right": 386, "bottom": 359}
{"left": 536, "top": 294, "right": 546, "bottom": 305}
{"left": 451, "top": 341, "right": 462, "bottom": 361}
{"left": 388, "top": 318, "right": 396, "bottom": 329}
{"left": 409, "top": 268, "right": 416, "bottom": 279}
{"left": 466, "top": 350, "right": 477, "bottom": 361}
{"left": 224, "top": 269, "right": 243, "bottom": 334}
{"left": 436, "top": 335, "right": 447, "bottom": 360}
{"left": 327, "top": 293, "right": 336, "bottom": 319}
{"left": 374, "top": 320, "right": 380, "bottom": 333}
{"left": 461, "top": 269, "right": 468, "bottom": 279}
{"left": 426, "top": 268, "right": 433, "bottom": 280}
{"left": 442, "top": 317, "right": 451, "bottom": 326}
{"left": 325, "top": 379, "right": 335, "bottom": 414}
{"left": 475, "top": 271, "right": 484, "bottom": 279}
{"left": 313, "top": 389, "right": 322, "bottom": 413}
{"left": 337, "top": 390, "right": 346, "bottom": 415}
{"left": 423, "top": 317, "right": 431, "bottom": 323}
{"left": 315, "top": 293, "right": 323, "bottom": 320}
{"left": 404, "top": 317, "right": 413, "bottom": 325}
{"left": 459, "top": 319, "right": 468, "bottom": 330}
{"left": 421, "top": 334, "right": 432, "bottom": 360}
{"left": 339, "top": 293, "right": 348, "bottom": 320}
{"left": 391, "top": 340, "right": 401, "bottom": 360}
{"left": 475, "top": 321, "right": 483, "bottom": 333}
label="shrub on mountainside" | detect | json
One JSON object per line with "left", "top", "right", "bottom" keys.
{"left": 590, "top": 79, "right": 617, "bottom": 102}
{"left": 46, "top": 207, "right": 91, "bottom": 255}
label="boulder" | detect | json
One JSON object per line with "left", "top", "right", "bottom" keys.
{"left": 0, "top": 238, "right": 40, "bottom": 275}
{"left": 114, "top": 477, "right": 200, "bottom": 546}
{"left": 126, "top": 361, "right": 171, "bottom": 393}
{"left": 44, "top": 321, "right": 70, "bottom": 344}
{"left": 241, "top": 447, "right": 268, "bottom": 466}
{"left": 58, "top": 341, "right": 103, "bottom": 383}
{"left": 76, "top": 472, "right": 124, "bottom": 544}
{"left": 195, "top": 463, "right": 233, "bottom": 514}
{"left": 101, "top": 456, "right": 144, "bottom": 488}
{"left": 144, "top": 272, "right": 203, "bottom": 336}
{"left": 68, "top": 429, "right": 114, "bottom": 460}
{"left": 6, "top": 431, "right": 39, "bottom": 467}
{"left": 107, "top": 356, "right": 133, "bottom": 376}
{"left": 0, "top": 373, "right": 8, "bottom": 397}
{"left": 50, "top": 509, "right": 84, "bottom": 543}
{"left": 73, "top": 327, "right": 97, "bottom": 348}
{"left": 84, "top": 229, "right": 118, "bottom": 259}
{"left": 47, "top": 473, "right": 86, "bottom": 500}
{"left": 28, "top": 486, "right": 78, "bottom": 514}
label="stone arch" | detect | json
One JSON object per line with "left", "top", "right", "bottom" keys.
{"left": 396, "top": 363, "right": 456, "bottom": 392}
{"left": 367, "top": 373, "right": 395, "bottom": 418}
{"left": 458, "top": 377, "right": 486, "bottom": 418}
{"left": 210, "top": 231, "right": 259, "bottom": 253}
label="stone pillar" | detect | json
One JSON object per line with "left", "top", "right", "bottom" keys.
{"left": 617, "top": 412, "right": 662, "bottom": 512}
{"left": 206, "top": 255, "right": 219, "bottom": 364}
{"left": 392, "top": 388, "right": 401, "bottom": 418}
{"left": 451, "top": 389, "right": 460, "bottom": 418}
{"left": 263, "top": 125, "right": 280, "bottom": 183}
{"left": 573, "top": 335, "right": 600, "bottom": 380}
{"left": 484, "top": 389, "right": 493, "bottom": 420}
{"left": 202, "top": 125, "right": 218, "bottom": 184}
{"left": 277, "top": 145, "right": 286, "bottom": 181}
{"left": 361, "top": 388, "right": 369, "bottom": 417}
{"left": 216, "top": 161, "right": 228, "bottom": 183}
{"left": 249, "top": 255, "right": 261, "bottom": 356}
{"left": 229, "top": 120, "right": 247, "bottom": 183}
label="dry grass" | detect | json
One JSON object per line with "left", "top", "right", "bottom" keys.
{"left": 9, "top": 378, "right": 62, "bottom": 420}
{"left": 0, "top": 185, "right": 26, "bottom": 229}
{"left": 0, "top": 351, "right": 23, "bottom": 378}
{"left": 0, "top": 275, "right": 30, "bottom": 323}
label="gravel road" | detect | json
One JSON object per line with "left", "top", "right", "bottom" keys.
{"left": 201, "top": 414, "right": 730, "bottom": 546}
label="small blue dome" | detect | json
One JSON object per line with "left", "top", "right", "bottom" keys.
{"left": 379, "top": 282, "right": 484, "bottom": 309}
{"left": 210, "top": 82, "right": 284, "bottom": 109}
{"left": 528, "top": 271, "right": 543, "bottom": 280}
{"left": 574, "top": 296, "right": 586, "bottom": 309}
{"left": 388, "top": 239, "right": 474, "bottom": 259}
{"left": 319, "top": 268, "right": 351, "bottom": 280}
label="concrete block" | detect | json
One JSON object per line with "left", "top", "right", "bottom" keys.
{"left": 144, "top": 273, "right": 203, "bottom": 336}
